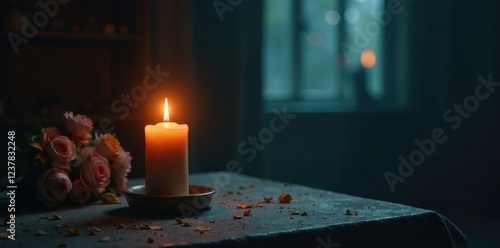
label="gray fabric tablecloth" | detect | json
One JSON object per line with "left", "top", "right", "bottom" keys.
{"left": 1, "top": 172, "right": 468, "bottom": 248}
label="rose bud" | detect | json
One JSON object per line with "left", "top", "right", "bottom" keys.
{"left": 63, "top": 111, "right": 93, "bottom": 144}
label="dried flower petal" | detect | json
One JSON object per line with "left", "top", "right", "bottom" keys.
{"left": 37, "top": 230, "right": 48, "bottom": 236}
{"left": 263, "top": 197, "right": 273, "bottom": 203}
{"left": 227, "top": 191, "right": 234, "bottom": 195}
{"left": 116, "top": 223, "right": 124, "bottom": 229}
{"left": 278, "top": 193, "right": 292, "bottom": 203}
{"left": 89, "top": 226, "right": 103, "bottom": 232}
{"left": 139, "top": 224, "right": 150, "bottom": 230}
{"left": 88, "top": 220, "right": 100, "bottom": 225}
{"left": 67, "top": 228, "right": 80, "bottom": 236}
{"left": 175, "top": 218, "right": 184, "bottom": 224}
{"left": 52, "top": 212, "right": 62, "bottom": 220}
{"left": 236, "top": 202, "right": 253, "bottom": 209}
{"left": 255, "top": 203, "right": 263, "bottom": 207}
{"left": 233, "top": 214, "right": 243, "bottom": 219}
{"left": 243, "top": 210, "right": 251, "bottom": 216}
{"left": 99, "top": 236, "right": 110, "bottom": 242}
{"left": 173, "top": 218, "right": 191, "bottom": 227}
{"left": 291, "top": 210, "right": 300, "bottom": 215}
{"left": 100, "top": 193, "right": 121, "bottom": 204}
{"left": 239, "top": 186, "right": 247, "bottom": 190}
{"left": 195, "top": 226, "right": 210, "bottom": 232}
{"left": 345, "top": 209, "right": 358, "bottom": 215}
{"left": 149, "top": 225, "right": 163, "bottom": 230}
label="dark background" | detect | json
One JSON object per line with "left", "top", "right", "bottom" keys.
{"left": 1, "top": 0, "right": 499, "bottom": 246}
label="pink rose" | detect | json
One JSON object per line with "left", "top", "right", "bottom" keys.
{"left": 95, "top": 133, "right": 122, "bottom": 160}
{"left": 34, "top": 127, "right": 60, "bottom": 149}
{"left": 36, "top": 168, "right": 72, "bottom": 207}
{"left": 68, "top": 179, "right": 91, "bottom": 205}
{"left": 46, "top": 136, "right": 76, "bottom": 169}
{"left": 63, "top": 112, "right": 93, "bottom": 144}
{"left": 112, "top": 174, "right": 128, "bottom": 196}
{"left": 110, "top": 150, "right": 132, "bottom": 176}
{"left": 79, "top": 151, "right": 111, "bottom": 193}
{"left": 110, "top": 150, "right": 132, "bottom": 195}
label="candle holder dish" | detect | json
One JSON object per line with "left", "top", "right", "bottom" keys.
{"left": 123, "top": 184, "right": 216, "bottom": 215}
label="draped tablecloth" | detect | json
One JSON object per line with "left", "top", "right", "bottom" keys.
{"left": 1, "top": 173, "right": 468, "bottom": 248}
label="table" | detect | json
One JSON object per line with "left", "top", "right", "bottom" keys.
{"left": 1, "top": 173, "right": 468, "bottom": 248}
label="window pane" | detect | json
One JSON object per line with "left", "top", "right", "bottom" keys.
{"left": 263, "top": 0, "right": 389, "bottom": 107}
{"left": 345, "top": 0, "right": 384, "bottom": 100}
{"left": 263, "top": 0, "right": 293, "bottom": 101}
{"left": 300, "top": 0, "right": 340, "bottom": 101}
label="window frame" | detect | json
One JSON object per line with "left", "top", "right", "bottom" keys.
{"left": 263, "top": 0, "right": 410, "bottom": 113}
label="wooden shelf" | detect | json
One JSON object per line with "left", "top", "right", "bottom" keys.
{"left": 0, "top": 114, "right": 146, "bottom": 127}
{"left": 0, "top": 31, "right": 140, "bottom": 46}
{"left": 0, "top": 1, "right": 149, "bottom": 123}
{"left": 36, "top": 32, "right": 140, "bottom": 42}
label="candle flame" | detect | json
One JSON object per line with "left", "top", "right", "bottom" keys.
{"left": 163, "top": 97, "right": 169, "bottom": 122}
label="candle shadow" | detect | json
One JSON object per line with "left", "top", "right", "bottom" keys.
{"left": 104, "top": 204, "right": 227, "bottom": 220}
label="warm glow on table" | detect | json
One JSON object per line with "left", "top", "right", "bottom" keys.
{"left": 145, "top": 98, "right": 189, "bottom": 195}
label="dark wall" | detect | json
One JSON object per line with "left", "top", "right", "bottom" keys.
{"left": 190, "top": 0, "right": 263, "bottom": 175}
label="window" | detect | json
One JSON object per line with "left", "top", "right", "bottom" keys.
{"left": 263, "top": 0, "right": 394, "bottom": 111}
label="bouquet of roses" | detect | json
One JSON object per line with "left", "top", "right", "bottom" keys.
{"left": 5, "top": 112, "right": 132, "bottom": 208}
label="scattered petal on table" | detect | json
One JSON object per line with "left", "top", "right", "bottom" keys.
{"left": 149, "top": 225, "right": 163, "bottom": 230}
{"left": 67, "top": 228, "right": 80, "bottom": 236}
{"left": 99, "top": 236, "right": 110, "bottom": 242}
{"left": 278, "top": 193, "right": 292, "bottom": 203}
{"left": 345, "top": 209, "right": 358, "bottom": 215}
{"left": 88, "top": 220, "right": 100, "bottom": 225}
{"left": 195, "top": 226, "right": 210, "bottom": 232}
{"left": 236, "top": 202, "right": 253, "bottom": 209}
{"left": 52, "top": 212, "right": 62, "bottom": 220}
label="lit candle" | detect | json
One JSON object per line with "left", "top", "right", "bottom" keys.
{"left": 145, "top": 98, "right": 189, "bottom": 195}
